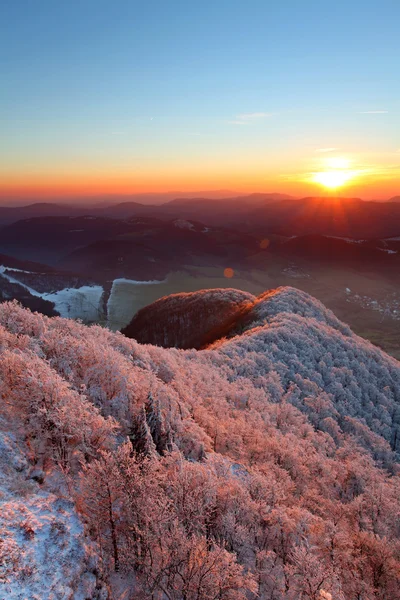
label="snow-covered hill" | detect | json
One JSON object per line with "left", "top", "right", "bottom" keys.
{"left": 1, "top": 287, "right": 400, "bottom": 598}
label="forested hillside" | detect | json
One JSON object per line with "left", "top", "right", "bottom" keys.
{"left": 1, "top": 287, "right": 400, "bottom": 599}
{"left": 121, "top": 288, "right": 255, "bottom": 348}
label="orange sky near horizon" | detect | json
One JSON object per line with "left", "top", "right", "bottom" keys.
{"left": 2, "top": 1, "right": 399, "bottom": 205}
{"left": 1, "top": 159, "right": 398, "bottom": 202}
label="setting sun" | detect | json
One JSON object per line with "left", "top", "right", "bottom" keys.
{"left": 312, "top": 170, "right": 356, "bottom": 189}
{"left": 311, "top": 156, "right": 359, "bottom": 189}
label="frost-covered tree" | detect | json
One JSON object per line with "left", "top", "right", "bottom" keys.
{"left": 1, "top": 288, "right": 400, "bottom": 599}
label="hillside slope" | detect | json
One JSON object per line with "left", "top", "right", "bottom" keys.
{"left": 1, "top": 287, "right": 400, "bottom": 598}
{"left": 121, "top": 288, "right": 255, "bottom": 348}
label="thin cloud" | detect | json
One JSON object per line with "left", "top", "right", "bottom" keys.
{"left": 316, "top": 147, "right": 338, "bottom": 153}
{"left": 187, "top": 132, "right": 212, "bottom": 137}
{"left": 236, "top": 112, "right": 273, "bottom": 120}
{"left": 228, "top": 112, "right": 274, "bottom": 125}
{"left": 359, "top": 110, "right": 388, "bottom": 114}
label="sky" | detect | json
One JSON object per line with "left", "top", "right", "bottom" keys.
{"left": 1, "top": 0, "right": 399, "bottom": 202}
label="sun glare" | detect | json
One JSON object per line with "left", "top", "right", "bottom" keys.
{"left": 312, "top": 170, "right": 355, "bottom": 189}
{"left": 312, "top": 156, "right": 358, "bottom": 189}
{"left": 325, "top": 157, "right": 351, "bottom": 169}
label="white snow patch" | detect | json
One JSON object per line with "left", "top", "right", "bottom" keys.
{"left": 0, "top": 266, "right": 42, "bottom": 293}
{"left": 0, "top": 266, "right": 104, "bottom": 321}
{"left": 174, "top": 219, "right": 194, "bottom": 230}
{"left": 282, "top": 265, "right": 310, "bottom": 279}
{"left": 0, "top": 428, "right": 103, "bottom": 600}
{"left": 325, "top": 236, "right": 366, "bottom": 244}
{"left": 107, "top": 277, "right": 165, "bottom": 331}
{"left": 0, "top": 494, "right": 91, "bottom": 599}
{"left": 378, "top": 248, "right": 398, "bottom": 254}
{"left": 0, "top": 265, "right": 35, "bottom": 274}
{"left": 43, "top": 286, "right": 104, "bottom": 320}
{"left": 111, "top": 277, "right": 164, "bottom": 286}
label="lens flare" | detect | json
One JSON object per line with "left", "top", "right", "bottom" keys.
{"left": 259, "top": 238, "right": 270, "bottom": 249}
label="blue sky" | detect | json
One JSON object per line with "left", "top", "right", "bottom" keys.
{"left": 1, "top": 0, "right": 399, "bottom": 199}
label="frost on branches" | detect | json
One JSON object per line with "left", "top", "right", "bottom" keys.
{"left": 0, "top": 286, "right": 400, "bottom": 599}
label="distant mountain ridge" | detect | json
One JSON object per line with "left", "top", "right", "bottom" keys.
{"left": 2, "top": 195, "right": 400, "bottom": 238}
{"left": 1, "top": 210, "right": 400, "bottom": 281}
{"left": 0, "top": 192, "right": 295, "bottom": 223}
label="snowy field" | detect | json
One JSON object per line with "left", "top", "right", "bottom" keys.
{"left": 107, "top": 278, "right": 165, "bottom": 330}
{"left": 0, "top": 266, "right": 166, "bottom": 327}
{"left": 42, "top": 286, "right": 104, "bottom": 321}
{"left": 0, "top": 266, "right": 104, "bottom": 322}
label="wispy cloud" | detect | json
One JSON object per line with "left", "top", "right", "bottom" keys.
{"left": 237, "top": 112, "right": 273, "bottom": 120}
{"left": 187, "top": 132, "right": 212, "bottom": 137}
{"left": 228, "top": 112, "right": 273, "bottom": 125}
{"left": 315, "top": 147, "right": 338, "bottom": 153}
{"left": 359, "top": 110, "right": 388, "bottom": 114}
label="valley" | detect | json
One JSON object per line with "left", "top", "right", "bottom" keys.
{"left": 1, "top": 196, "right": 400, "bottom": 357}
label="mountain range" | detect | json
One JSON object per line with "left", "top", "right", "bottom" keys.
{"left": 1, "top": 195, "right": 400, "bottom": 359}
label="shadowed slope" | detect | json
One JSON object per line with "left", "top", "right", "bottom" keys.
{"left": 121, "top": 288, "right": 256, "bottom": 349}
{"left": 121, "top": 285, "right": 353, "bottom": 349}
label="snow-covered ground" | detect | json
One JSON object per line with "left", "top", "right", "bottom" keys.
{"left": 43, "top": 286, "right": 104, "bottom": 321}
{"left": 174, "top": 219, "right": 195, "bottom": 229}
{"left": 0, "top": 266, "right": 104, "bottom": 321}
{"left": 325, "top": 235, "right": 366, "bottom": 243}
{"left": 379, "top": 248, "right": 398, "bottom": 254}
{"left": 107, "top": 277, "right": 165, "bottom": 331}
{"left": 0, "top": 428, "right": 104, "bottom": 600}
{"left": 0, "top": 266, "right": 166, "bottom": 326}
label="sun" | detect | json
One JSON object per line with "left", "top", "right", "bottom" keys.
{"left": 311, "top": 156, "right": 358, "bottom": 189}
{"left": 312, "top": 170, "right": 355, "bottom": 189}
